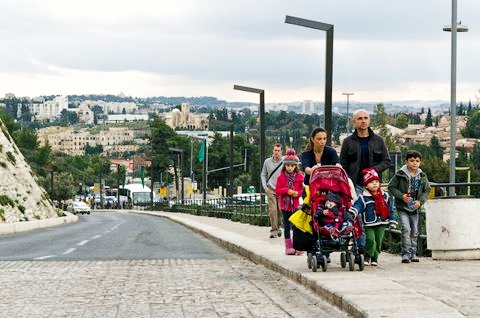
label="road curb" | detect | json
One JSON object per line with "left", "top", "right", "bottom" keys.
{"left": 0, "top": 212, "right": 78, "bottom": 236}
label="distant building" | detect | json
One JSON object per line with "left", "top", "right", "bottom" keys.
{"left": 106, "top": 114, "right": 149, "bottom": 123}
{"left": 162, "top": 103, "right": 209, "bottom": 130}
{"left": 37, "top": 126, "right": 145, "bottom": 156}
{"left": 29, "top": 96, "right": 68, "bottom": 121}
{"left": 77, "top": 103, "right": 95, "bottom": 125}
{"left": 78, "top": 100, "right": 138, "bottom": 115}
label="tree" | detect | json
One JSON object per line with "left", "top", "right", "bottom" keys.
{"left": 395, "top": 113, "right": 409, "bottom": 128}
{"left": 461, "top": 108, "right": 480, "bottom": 138}
{"left": 425, "top": 108, "right": 433, "bottom": 127}
{"left": 85, "top": 144, "right": 103, "bottom": 155}
{"left": 430, "top": 135, "right": 443, "bottom": 160}
{"left": 374, "top": 103, "right": 396, "bottom": 151}
{"left": 149, "top": 115, "right": 178, "bottom": 186}
{"left": 472, "top": 144, "right": 480, "bottom": 170}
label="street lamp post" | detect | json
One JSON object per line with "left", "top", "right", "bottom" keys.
{"left": 169, "top": 147, "right": 184, "bottom": 203}
{"left": 285, "top": 15, "right": 334, "bottom": 145}
{"left": 443, "top": 0, "right": 468, "bottom": 196}
{"left": 342, "top": 92, "right": 353, "bottom": 132}
{"left": 233, "top": 85, "right": 265, "bottom": 213}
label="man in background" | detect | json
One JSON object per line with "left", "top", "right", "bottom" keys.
{"left": 261, "top": 143, "right": 284, "bottom": 238}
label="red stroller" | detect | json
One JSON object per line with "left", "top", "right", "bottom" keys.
{"left": 305, "top": 165, "right": 364, "bottom": 272}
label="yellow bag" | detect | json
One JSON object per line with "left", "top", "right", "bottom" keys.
{"left": 289, "top": 208, "right": 313, "bottom": 234}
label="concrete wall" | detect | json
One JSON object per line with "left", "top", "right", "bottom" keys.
{"left": 425, "top": 198, "right": 480, "bottom": 260}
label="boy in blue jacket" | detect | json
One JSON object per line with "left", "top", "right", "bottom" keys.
{"left": 350, "top": 168, "right": 396, "bottom": 266}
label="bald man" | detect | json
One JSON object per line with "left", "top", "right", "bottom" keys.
{"left": 340, "top": 109, "right": 392, "bottom": 263}
{"left": 340, "top": 109, "right": 391, "bottom": 193}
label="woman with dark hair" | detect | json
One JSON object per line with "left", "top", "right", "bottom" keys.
{"left": 300, "top": 127, "right": 339, "bottom": 185}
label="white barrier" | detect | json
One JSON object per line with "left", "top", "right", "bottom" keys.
{"left": 425, "top": 198, "right": 480, "bottom": 260}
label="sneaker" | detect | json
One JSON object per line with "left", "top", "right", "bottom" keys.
{"left": 269, "top": 232, "right": 276, "bottom": 239}
{"left": 327, "top": 257, "right": 331, "bottom": 263}
{"left": 364, "top": 256, "right": 371, "bottom": 266}
{"left": 410, "top": 256, "right": 419, "bottom": 262}
{"left": 277, "top": 230, "right": 282, "bottom": 237}
{"left": 370, "top": 261, "right": 378, "bottom": 266}
{"left": 401, "top": 255, "right": 411, "bottom": 263}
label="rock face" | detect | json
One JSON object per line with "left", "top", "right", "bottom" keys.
{"left": 0, "top": 120, "right": 57, "bottom": 223}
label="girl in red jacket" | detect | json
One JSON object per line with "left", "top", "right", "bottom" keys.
{"left": 276, "top": 148, "right": 305, "bottom": 255}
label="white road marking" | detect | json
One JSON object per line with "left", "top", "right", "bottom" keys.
{"left": 78, "top": 240, "right": 89, "bottom": 246}
{"left": 91, "top": 235, "right": 101, "bottom": 239}
{"left": 34, "top": 255, "right": 55, "bottom": 260}
{"left": 62, "top": 248, "right": 76, "bottom": 255}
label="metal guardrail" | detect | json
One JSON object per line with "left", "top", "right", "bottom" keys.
{"left": 160, "top": 182, "right": 480, "bottom": 256}
{"left": 166, "top": 194, "right": 270, "bottom": 226}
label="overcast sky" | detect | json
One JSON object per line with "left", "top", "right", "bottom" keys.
{"left": 0, "top": 0, "right": 478, "bottom": 104}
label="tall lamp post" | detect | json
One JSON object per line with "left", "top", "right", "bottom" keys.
{"left": 342, "top": 92, "right": 354, "bottom": 132}
{"left": 169, "top": 147, "right": 184, "bottom": 203}
{"left": 233, "top": 85, "right": 265, "bottom": 213}
{"left": 443, "top": 0, "right": 468, "bottom": 196}
{"left": 285, "top": 15, "right": 334, "bottom": 145}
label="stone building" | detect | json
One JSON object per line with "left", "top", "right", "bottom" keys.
{"left": 37, "top": 126, "right": 144, "bottom": 156}
{"left": 163, "top": 103, "right": 209, "bottom": 130}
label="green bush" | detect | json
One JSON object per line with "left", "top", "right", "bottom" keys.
{"left": 0, "top": 195, "right": 15, "bottom": 207}
{"left": 6, "top": 151, "right": 16, "bottom": 165}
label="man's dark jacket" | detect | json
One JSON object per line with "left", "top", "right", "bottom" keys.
{"left": 340, "top": 127, "right": 392, "bottom": 187}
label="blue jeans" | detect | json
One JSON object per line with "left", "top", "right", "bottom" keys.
{"left": 399, "top": 210, "right": 419, "bottom": 257}
{"left": 354, "top": 184, "right": 366, "bottom": 252}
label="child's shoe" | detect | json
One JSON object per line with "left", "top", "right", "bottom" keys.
{"left": 364, "top": 256, "right": 371, "bottom": 266}
{"left": 370, "top": 257, "right": 378, "bottom": 266}
{"left": 410, "top": 255, "right": 419, "bottom": 262}
{"left": 401, "top": 255, "right": 411, "bottom": 263}
{"left": 284, "top": 239, "right": 296, "bottom": 255}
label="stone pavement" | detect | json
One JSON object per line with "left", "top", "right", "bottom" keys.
{"left": 140, "top": 211, "right": 480, "bottom": 318}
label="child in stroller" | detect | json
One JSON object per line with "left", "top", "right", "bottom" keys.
{"left": 306, "top": 165, "right": 364, "bottom": 272}
{"left": 315, "top": 192, "right": 354, "bottom": 240}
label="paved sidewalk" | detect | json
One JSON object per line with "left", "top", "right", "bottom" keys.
{"left": 138, "top": 211, "right": 480, "bottom": 318}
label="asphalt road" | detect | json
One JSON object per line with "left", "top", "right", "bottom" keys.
{"left": 0, "top": 212, "right": 229, "bottom": 261}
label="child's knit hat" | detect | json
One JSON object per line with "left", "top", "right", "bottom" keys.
{"left": 325, "top": 192, "right": 341, "bottom": 205}
{"left": 283, "top": 148, "right": 300, "bottom": 165}
{"left": 362, "top": 168, "right": 379, "bottom": 186}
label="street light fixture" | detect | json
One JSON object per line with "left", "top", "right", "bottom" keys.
{"left": 233, "top": 85, "right": 266, "bottom": 168}
{"left": 443, "top": 0, "right": 468, "bottom": 196}
{"left": 169, "top": 147, "right": 184, "bottom": 203}
{"left": 342, "top": 92, "right": 353, "bottom": 132}
{"left": 285, "top": 15, "right": 334, "bottom": 145}
{"left": 233, "top": 85, "right": 265, "bottom": 213}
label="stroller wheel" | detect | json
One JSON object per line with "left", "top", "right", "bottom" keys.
{"left": 340, "top": 252, "right": 347, "bottom": 268}
{"left": 311, "top": 255, "right": 318, "bottom": 272}
{"left": 358, "top": 254, "right": 365, "bottom": 271}
{"left": 307, "top": 253, "right": 313, "bottom": 269}
{"left": 348, "top": 251, "right": 355, "bottom": 271}
{"left": 320, "top": 255, "right": 328, "bottom": 272}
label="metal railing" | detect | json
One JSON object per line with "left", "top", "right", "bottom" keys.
{"left": 159, "top": 182, "right": 480, "bottom": 256}
{"left": 166, "top": 194, "right": 269, "bottom": 226}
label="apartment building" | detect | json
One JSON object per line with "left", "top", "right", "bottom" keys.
{"left": 29, "top": 96, "right": 68, "bottom": 121}
{"left": 37, "top": 126, "right": 144, "bottom": 156}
